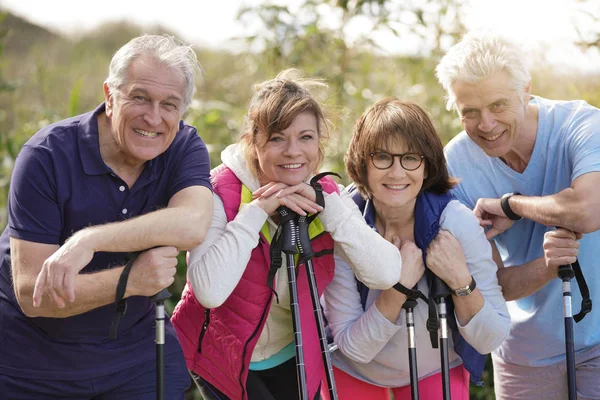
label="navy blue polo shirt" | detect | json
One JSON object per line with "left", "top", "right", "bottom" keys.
{"left": 0, "top": 103, "right": 212, "bottom": 380}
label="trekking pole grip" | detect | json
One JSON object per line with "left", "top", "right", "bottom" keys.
{"left": 150, "top": 288, "right": 172, "bottom": 303}
{"left": 277, "top": 206, "right": 298, "bottom": 254}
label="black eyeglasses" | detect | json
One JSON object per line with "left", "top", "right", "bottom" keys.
{"left": 369, "top": 151, "right": 425, "bottom": 171}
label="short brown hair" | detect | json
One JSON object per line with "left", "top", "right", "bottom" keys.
{"left": 345, "top": 97, "right": 457, "bottom": 199}
{"left": 240, "top": 69, "right": 330, "bottom": 178}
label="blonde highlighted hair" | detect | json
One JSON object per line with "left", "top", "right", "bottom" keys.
{"left": 239, "top": 69, "right": 330, "bottom": 178}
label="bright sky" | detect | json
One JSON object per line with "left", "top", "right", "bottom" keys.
{"left": 2, "top": 0, "right": 599, "bottom": 73}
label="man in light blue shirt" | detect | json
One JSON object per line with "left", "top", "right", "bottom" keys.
{"left": 438, "top": 32, "right": 600, "bottom": 400}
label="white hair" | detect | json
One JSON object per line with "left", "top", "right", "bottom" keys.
{"left": 105, "top": 34, "right": 201, "bottom": 113}
{"left": 436, "top": 31, "right": 531, "bottom": 111}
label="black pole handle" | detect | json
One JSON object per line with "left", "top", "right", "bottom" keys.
{"left": 278, "top": 207, "right": 298, "bottom": 254}
{"left": 150, "top": 288, "right": 172, "bottom": 303}
{"left": 431, "top": 275, "right": 452, "bottom": 299}
{"left": 297, "top": 215, "right": 314, "bottom": 259}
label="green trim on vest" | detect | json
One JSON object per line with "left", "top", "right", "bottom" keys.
{"left": 239, "top": 184, "right": 327, "bottom": 245}
{"left": 240, "top": 185, "right": 272, "bottom": 243}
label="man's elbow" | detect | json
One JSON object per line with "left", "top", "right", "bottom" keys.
{"left": 178, "top": 230, "right": 206, "bottom": 251}
{"left": 575, "top": 212, "right": 600, "bottom": 234}
{"left": 176, "top": 212, "right": 210, "bottom": 250}
{"left": 14, "top": 288, "right": 39, "bottom": 318}
{"left": 559, "top": 206, "right": 600, "bottom": 234}
{"left": 177, "top": 210, "right": 212, "bottom": 250}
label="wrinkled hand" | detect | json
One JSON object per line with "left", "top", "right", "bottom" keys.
{"left": 543, "top": 228, "right": 581, "bottom": 278}
{"left": 396, "top": 237, "right": 425, "bottom": 289}
{"left": 252, "top": 182, "right": 323, "bottom": 216}
{"left": 426, "top": 230, "right": 471, "bottom": 289}
{"left": 473, "top": 198, "right": 515, "bottom": 239}
{"left": 126, "top": 246, "right": 179, "bottom": 297}
{"left": 33, "top": 231, "right": 95, "bottom": 308}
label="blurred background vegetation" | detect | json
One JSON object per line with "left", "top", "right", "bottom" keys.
{"left": 1, "top": 0, "right": 599, "bottom": 398}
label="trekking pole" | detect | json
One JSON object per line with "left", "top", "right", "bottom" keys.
{"left": 558, "top": 263, "right": 577, "bottom": 400}
{"left": 297, "top": 214, "right": 338, "bottom": 400}
{"left": 278, "top": 206, "right": 309, "bottom": 400}
{"left": 150, "top": 288, "right": 172, "bottom": 400}
{"left": 403, "top": 298, "right": 420, "bottom": 400}
{"left": 431, "top": 276, "right": 452, "bottom": 400}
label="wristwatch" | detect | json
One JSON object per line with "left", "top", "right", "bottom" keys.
{"left": 500, "top": 192, "right": 522, "bottom": 221}
{"left": 451, "top": 276, "right": 476, "bottom": 297}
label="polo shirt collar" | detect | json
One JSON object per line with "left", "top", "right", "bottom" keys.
{"left": 78, "top": 103, "right": 111, "bottom": 176}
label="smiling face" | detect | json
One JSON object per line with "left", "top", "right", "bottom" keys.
{"left": 255, "top": 111, "right": 320, "bottom": 186}
{"left": 104, "top": 54, "right": 185, "bottom": 166}
{"left": 451, "top": 70, "right": 530, "bottom": 158}
{"left": 367, "top": 138, "right": 427, "bottom": 212}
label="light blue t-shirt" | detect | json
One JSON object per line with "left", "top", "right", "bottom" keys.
{"left": 444, "top": 96, "right": 600, "bottom": 367}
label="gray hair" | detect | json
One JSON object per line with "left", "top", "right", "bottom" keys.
{"left": 436, "top": 31, "right": 531, "bottom": 111}
{"left": 105, "top": 34, "right": 201, "bottom": 113}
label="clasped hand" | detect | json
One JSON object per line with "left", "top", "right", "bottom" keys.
{"left": 426, "top": 230, "right": 471, "bottom": 289}
{"left": 252, "top": 182, "right": 323, "bottom": 216}
{"left": 543, "top": 228, "right": 581, "bottom": 278}
{"left": 32, "top": 228, "right": 180, "bottom": 308}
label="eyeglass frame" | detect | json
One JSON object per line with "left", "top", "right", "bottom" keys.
{"left": 369, "top": 151, "right": 425, "bottom": 171}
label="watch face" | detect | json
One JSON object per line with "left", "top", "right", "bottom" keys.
{"left": 453, "top": 278, "right": 475, "bottom": 296}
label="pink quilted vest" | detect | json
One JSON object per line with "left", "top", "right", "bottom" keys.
{"left": 172, "top": 165, "right": 339, "bottom": 400}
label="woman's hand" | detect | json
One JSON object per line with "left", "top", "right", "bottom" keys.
{"left": 252, "top": 182, "right": 323, "bottom": 216}
{"left": 396, "top": 237, "right": 425, "bottom": 289}
{"left": 426, "top": 230, "right": 472, "bottom": 289}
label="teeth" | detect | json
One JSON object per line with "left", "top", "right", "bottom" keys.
{"left": 134, "top": 129, "right": 159, "bottom": 138}
{"left": 385, "top": 184, "right": 408, "bottom": 190}
{"left": 282, "top": 164, "right": 302, "bottom": 169}
{"left": 483, "top": 131, "right": 503, "bottom": 141}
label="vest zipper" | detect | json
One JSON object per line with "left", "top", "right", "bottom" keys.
{"left": 238, "top": 292, "right": 272, "bottom": 399}
{"left": 197, "top": 308, "right": 211, "bottom": 354}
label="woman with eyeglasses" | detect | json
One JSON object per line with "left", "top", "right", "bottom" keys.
{"left": 323, "top": 98, "right": 510, "bottom": 399}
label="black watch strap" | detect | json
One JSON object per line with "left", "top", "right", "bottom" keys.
{"left": 451, "top": 276, "right": 477, "bottom": 297}
{"left": 501, "top": 192, "right": 522, "bottom": 221}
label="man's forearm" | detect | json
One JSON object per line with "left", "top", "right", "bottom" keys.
{"left": 82, "top": 205, "right": 211, "bottom": 253}
{"left": 20, "top": 267, "right": 124, "bottom": 318}
{"left": 510, "top": 188, "right": 592, "bottom": 233}
{"left": 497, "top": 257, "right": 553, "bottom": 301}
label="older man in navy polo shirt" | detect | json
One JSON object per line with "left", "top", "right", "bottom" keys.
{"left": 0, "top": 35, "right": 213, "bottom": 398}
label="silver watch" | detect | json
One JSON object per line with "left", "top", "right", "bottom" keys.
{"left": 452, "top": 277, "right": 476, "bottom": 297}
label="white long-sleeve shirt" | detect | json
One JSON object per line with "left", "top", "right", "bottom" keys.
{"left": 323, "top": 200, "right": 511, "bottom": 387}
{"left": 186, "top": 144, "right": 403, "bottom": 363}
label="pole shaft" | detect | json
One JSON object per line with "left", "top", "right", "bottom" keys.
{"left": 438, "top": 299, "right": 451, "bottom": 400}
{"left": 406, "top": 308, "right": 419, "bottom": 400}
{"left": 562, "top": 277, "right": 577, "bottom": 400}
{"left": 155, "top": 302, "right": 166, "bottom": 400}
{"left": 287, "top": 253, "right": 309, "bottom": 400}
{"left": 305, "top": 259, "right": 338, "bottom": 399}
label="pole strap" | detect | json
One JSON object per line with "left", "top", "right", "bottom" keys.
{"left": 267, "top": 209, "right": 297, "bottom": 303}
{"left": 306, "top": 172, "right": 341, "bottom": 224}
{"left": 109, "top": 252, "right": 139, "bottom": 339}
{"left": 572, "top": 259, "right": 593, "bottom": 323}
{"left": 394, "top": 282, "right": 429, "bottom": 311}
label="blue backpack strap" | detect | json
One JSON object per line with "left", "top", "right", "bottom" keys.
{"left": 350, "top": 188, "right": 487, "bottom": 383}
{"left": 415, "top": 191, "right": 486, "bottom": 384}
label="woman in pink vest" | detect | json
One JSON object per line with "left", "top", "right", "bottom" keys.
{"left": 172, "top": 70, "right": 405, "bottom": 400}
